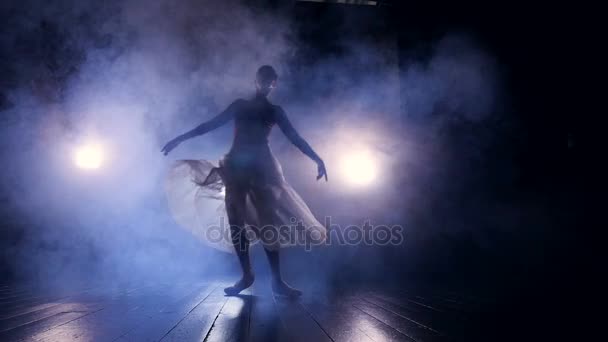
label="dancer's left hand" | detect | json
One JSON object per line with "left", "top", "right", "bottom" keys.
{"left": 316, "top": 160, "right": 328, "bottom": 181}
{"left": 161, "top": 137, "right": 182, "bottom": 155}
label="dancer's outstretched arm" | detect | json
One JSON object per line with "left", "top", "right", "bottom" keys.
{"left": 275, "top": 106, "right": 328, "bottom": 181}
{"left": 161, "top": 100, "right": 243, "bottom": 155}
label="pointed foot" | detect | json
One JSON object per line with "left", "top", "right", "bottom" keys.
{"left": 272, "top": 279, "right": 302, "bottom": 298}
{"left": 224, "top": 274, "right": 255, "bottom": 296}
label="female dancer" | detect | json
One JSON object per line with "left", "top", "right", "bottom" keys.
{"left": 161, "top": 65, "right": 327, "bottom": 297}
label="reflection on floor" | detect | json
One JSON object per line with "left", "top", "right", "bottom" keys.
{"left": 0, "top": 281, "right": 496, "bottom": 341}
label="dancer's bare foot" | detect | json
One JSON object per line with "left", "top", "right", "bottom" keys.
{"left": 272, "top": 279, "right": 302, "bottom": 298}
{"left": 224, "top": 273, "right": 254, "bottom": 296}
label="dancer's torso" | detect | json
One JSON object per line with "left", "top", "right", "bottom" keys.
{"left": 223, "top": 95, "right": 283, "bottom": 185}
{"left": 231, "top": 95, "right": 277, "bottom": 150}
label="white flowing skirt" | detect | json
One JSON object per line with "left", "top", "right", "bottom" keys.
{"left": 164, "top": 153, "right": 326, "bottom": 253}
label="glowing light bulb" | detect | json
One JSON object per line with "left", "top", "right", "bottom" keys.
{"left": 74, "top": 143, "right": 104, "bottom": 169}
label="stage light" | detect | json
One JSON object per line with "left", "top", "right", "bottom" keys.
{"left": 74, "top": 142, "right": 104, "bottom": 169}
{"left": 340, "top": 149, "right": 377, "bottom": 186}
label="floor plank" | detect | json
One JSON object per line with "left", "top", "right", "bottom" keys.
{"left": 273, "top": 295, "right": 333, "bottom": 342}
{"left": 400, "top": 291, "right": 477, "bottom": 319}
{"left": 201, "top": 291, "right": 251, "bottom": 342}
{"left": 0, "top": 286, "right": 102, "bottom": 320}
{"left": 0, "top": 282, "right": 492, "bottom": 342}
{"left": 0, "top": 304, "right": 104, "bottom": 341}
{"left": 353, "top": 298, "right": 445, "bottom": 342}
{"left": 114, "top": 283, "right": 217, "bottom": 342}
{"left": 31, "top": 284, "right": 176, "bottom": 342}
{"left": 365, "top": 292, "right": 468, "bottom": 337}
{"left": 0, "top": 285, "right": 141, "bottom": 342}
{"left": 248, "top": 283, "right": 284, "bottom": 342}
{"left": 158, "top": 287, "right": 227, "bottom": 341}
{"left": 302, "top": 293, "right": 411, "bottom": 342}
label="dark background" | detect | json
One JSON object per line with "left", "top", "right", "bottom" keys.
{"left": 0, "top": 0, "right": 596, "bottom": 339}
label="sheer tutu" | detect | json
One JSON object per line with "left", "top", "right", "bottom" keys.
{"left": 164, "top": 157, "right": 327, "bottom": 253}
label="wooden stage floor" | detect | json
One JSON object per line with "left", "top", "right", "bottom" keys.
{"left": 0, "top": 281, "right": 495, "bottom": 341}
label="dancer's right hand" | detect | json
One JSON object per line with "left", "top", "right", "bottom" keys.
{"left": 316, "top": 159, "right": 328, "bottom": 182}
{"left": 161, "top": 137, "right": 182, "bottom": 155}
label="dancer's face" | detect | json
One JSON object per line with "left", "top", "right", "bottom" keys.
{"left": 255, "top": 78, "right": 276, "bottom": 96}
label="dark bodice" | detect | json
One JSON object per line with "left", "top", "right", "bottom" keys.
{"left": 215, "top": 94, "right": 314, "bottom": 186}
{"left": 176, "top": 93, "right": 315, "bottom": 185}
{"left": 231, "top": 96, "right": 277, "bottom": 150}
{"left": 224, "top": 96, "right": 280, "bottom": 179}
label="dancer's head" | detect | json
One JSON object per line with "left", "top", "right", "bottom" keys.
{"left": 255, "top": 65, "right": 278, "bottom": 97}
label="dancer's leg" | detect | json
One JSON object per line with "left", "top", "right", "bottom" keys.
{"left": 263, "top": 247, "right": 302, "bottom": 297}
{"left": 224, "top": 184, "right": 254, "bottom": 295}
{"left": 249, "top": 167, "right": 302, "bottom": 297}
{"left": 254, "top": 183, "right": 301, "bottom": 297}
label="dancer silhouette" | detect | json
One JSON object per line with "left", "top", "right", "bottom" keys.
{"left": 162, "top": 65, "right": 327, "bottom": 297}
